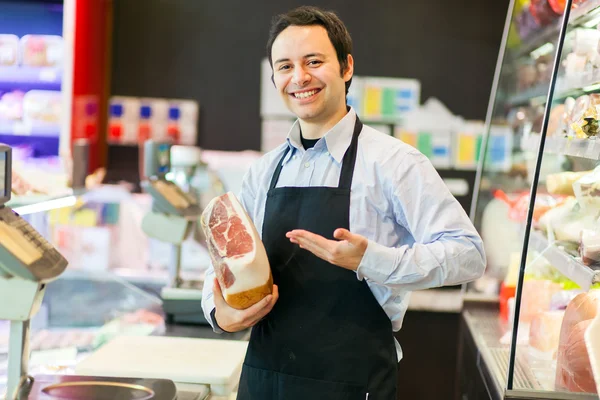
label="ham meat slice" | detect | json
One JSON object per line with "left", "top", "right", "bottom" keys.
{"left": 555, "top": 291, "right": 600, "bottom": 393}
{"left": 201, "top": 192, "right": 272, "bottom": 309}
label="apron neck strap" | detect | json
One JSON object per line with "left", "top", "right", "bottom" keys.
{"left": 338, "top": 116, "right": 363, "bottom": 190}
{"left": 269, "top": 115, "right": 363, "bottom": 191}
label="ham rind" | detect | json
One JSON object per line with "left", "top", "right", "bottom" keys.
{"left": 201, "top": 192, "right": 273, "bottom": 309}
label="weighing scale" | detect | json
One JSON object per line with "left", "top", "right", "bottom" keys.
{"left": 0, "top": 144, "right": 179, "bottom": 400}
{"left": 140, "top": 141, "right": 207, "bottom": 325}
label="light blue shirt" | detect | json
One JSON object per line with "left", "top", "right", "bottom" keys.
{"left": 202, "top": 107, "right": 485, "bottom": 360}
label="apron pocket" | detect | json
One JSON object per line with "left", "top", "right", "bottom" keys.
{"left": 277, "top": 369, "right": 366, "bottom": 400}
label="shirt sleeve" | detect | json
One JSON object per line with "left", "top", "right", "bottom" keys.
{"left": 355, "top": 150, "right": 486, "bottom": 291}
{"left": 201, "top": 165, "right": 258, "bottom": 333}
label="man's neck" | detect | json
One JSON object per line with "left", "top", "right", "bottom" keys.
{"left": 298, "top": 105, "right": 348, "bottom": 140}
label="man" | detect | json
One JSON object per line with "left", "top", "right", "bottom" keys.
{"left": 202, "top": 6, "right": 485, "bottom": 399}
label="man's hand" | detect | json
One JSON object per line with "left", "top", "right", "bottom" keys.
{"left": 286, "top": 228, "right": 368, "bottom": 271}
{"left": 213, "top": 278, "right": 279, "bottom": 332}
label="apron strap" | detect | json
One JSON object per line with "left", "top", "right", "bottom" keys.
{"left": 338, "top": 116, "right": 363, "bottom": 190}
{"left": 269, "top": 146, "right": 290, "bottom": 190}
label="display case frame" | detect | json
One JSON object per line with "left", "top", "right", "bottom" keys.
{"left": 469, "top": 0, "right": 600, "bottom": 398}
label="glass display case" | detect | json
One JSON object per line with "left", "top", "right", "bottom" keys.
{"left": 465, "top": 0, "right": 600, "bottom": 398}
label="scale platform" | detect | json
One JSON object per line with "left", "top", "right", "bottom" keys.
{"left": 19, "top": 374, "right": 178, "bottom": 400}
{"left": 75, "top": 336, "right": 248, "bottom": 396}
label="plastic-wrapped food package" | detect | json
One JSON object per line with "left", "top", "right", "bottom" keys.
{"left": 548, "top": 0, "right": 588, "bottom": 14}
{"left": 548, "top": 104, "right": 566, "bottom": 136}
{"left": 515, "top": 6, "right": 541, "bottom": 39}
{"left": 521, "top": 280, "right": 563, "bottom": 323}
{"left": 573, "top": 167, "right": 600, "bottom": 211}
{"left": 493, "top": 190, "right": 562, "bottom": 224}
{"left": 20, "top": 35, "right": 63, "bottom": 68}
{"left": 580, "top": 229, "right": 600, "bottom": 268}
{"left": 556, "top": 291, "right": 600, "bottom": 393}
{"left": 539, "top": 197, "right": 597, "bottom": 243}
{"left": 0, "top": 34, "right": 19, "bottom": 66}
{"left": 517, "top": 62, "right": 538, "bottom": 91}
{"left": 530, "top": 310, "right": 565, "bottom": 355}
{"left": 530, "top": 0, "right": 560, "bottom": 25}
{"left": 0, "top": 91, "right": 24, "bottom": 121}
{"left": 22, "top": 90, "right": 62, "bottom": 125}
{"left": 547, "top": 170, "right": 593, "bottom": 195}
{"left": 570, "top": 94, "right": 600, "bottom": 138}
{"left": 552, "top": 290, "right": 585, "bottom": 310}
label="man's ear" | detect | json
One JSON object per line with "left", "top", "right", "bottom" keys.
{"left": 343, "top": 54, "right": 354, "bottom": 82}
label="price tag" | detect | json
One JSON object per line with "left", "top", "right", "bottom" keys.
{"left": 39, "top": 68, "right": 58, "bottom": 82}
{"left": 12, "top": 122, "right": 32, "bottom": 136}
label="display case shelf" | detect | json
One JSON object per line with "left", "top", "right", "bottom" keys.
{"left": 510, "top": 0, "right": 600, "bottom": 62}
{"left": 507, "top": 70, "right": 600, "bottom": 108}
{"left": 521, "top": 134, "right": 600, "bottom": 160}
{"left": 0, "top": 66, "right": 62, "bottom": 92}
{"left": 528, "top": 230, "right": 600, "bottom": 291}
{"left": 0, "top": 122, "right": 60, "bottom": 137}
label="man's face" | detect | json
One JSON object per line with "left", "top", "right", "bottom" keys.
{"left": 271, "top": 25, "right": 353, "bottom": 124}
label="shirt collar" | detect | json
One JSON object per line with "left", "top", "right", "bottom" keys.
{"left": 285, "top": 106, "right": 357, "bottom": 164}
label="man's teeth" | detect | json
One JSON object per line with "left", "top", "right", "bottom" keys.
{"left": 294, "top": 90, "right": 318, "bottom": 99}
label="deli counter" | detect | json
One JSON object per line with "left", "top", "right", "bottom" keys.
{"left": 460, "top": 0, "right": 600, "bottom": 398}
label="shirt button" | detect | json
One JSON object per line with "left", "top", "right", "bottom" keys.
{"left": 325, "top": 152, "right": 330, "bottom": 156}
{"left": 304, "top": 162, "right": 310, "bottom": 168}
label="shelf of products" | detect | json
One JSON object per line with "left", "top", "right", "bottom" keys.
{"left": 529, "top": 230, "right": 600, "bottom": 291}
{"left": 0, "top": 66, "right": 62, "bottom": 92}
{"left": 468, "top": 0, "right": 600, "bottom": 398}
{"left": 521, "top": 134, "right": 600, "bottom": 159}
{"left": 512, "top": 0, "right": 600, "bottom": 62}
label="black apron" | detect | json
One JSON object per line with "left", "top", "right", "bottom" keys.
{"left": 237, "top": 116, "right": 398, "bottom": 400}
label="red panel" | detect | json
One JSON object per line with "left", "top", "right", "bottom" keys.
{"left": 71, "top": 0, "right": 111, "bottom": 173}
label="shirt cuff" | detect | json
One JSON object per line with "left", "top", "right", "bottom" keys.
{"left": 356, "top": 239, "right": 402, "bottom": 284}
{"left": 210, "top": 308, "right": 227, "bottom": 333}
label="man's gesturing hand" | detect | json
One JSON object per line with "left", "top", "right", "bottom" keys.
{"left": 286, "top": 228, "right": 368, "bottom": 271}
{"left": 213, "top": 278, "right": 279, "bottom": 332}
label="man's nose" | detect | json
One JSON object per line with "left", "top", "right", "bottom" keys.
{"left": 291, "top": 66, "right": 310, "bottom": 86}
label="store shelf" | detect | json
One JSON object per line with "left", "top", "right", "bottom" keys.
{"left": 8, "top": 192, "right": 78, "bottom": 215}
{"left": 510, "top": 0, "right": 600, "bottom": 61}
{"left": 0, "top": 66, "right": 62, "bottom": 91}
{"left": 0, "top": 121, "right": 60, "bottom": 137}
{"left": 507, "top": 70, "right": 600, "bottom": 108}
{"left": 521, "top": 133, "right": 600, "bottom": 159}
{"left": 529, "top": 230, "right": 600, "bottom": 291}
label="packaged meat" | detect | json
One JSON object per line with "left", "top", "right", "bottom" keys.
{"left": 0, "top": 34, "right": 19, "bottom": 66}
{"left": 573, "top": 167, "right": 600, "bottom": 212}
{"left": 20, "top": 35, "right": 63, "bottom": 68}
{"left": 530, "top": 310, "right": 565, "bottom": 355}
{"left": 546, "top": 171, "right": 592, "bottom": 196}
{"left": 201, "top": 192, "right": 273, "bottom": 310}
{"left": 585, "top": 310, "right": 600, "bottom": 394}
{"left": 556, "top": 291, "right": 600, "bottom": 393}
{"left": 521, "top": 280, "right": 563, "bottom": 323}
{"left": 538, "top": 197, "right": 597, "bottom": 243}
{"left": 22, "top": 90, "right": 62, "bottom": 126}
{"left": 580, "top": 229, "right": 600, "bottom": 268}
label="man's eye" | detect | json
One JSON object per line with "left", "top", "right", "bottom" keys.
{"left": 278, "top": 65, "right": 291, "bottom": 71}
{"left": 308, "top": 60, "right": 322, "bottom": 66}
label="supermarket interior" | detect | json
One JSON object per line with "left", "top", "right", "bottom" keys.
{"left": 3, "top": 0, "right": 600, "bottom": 399}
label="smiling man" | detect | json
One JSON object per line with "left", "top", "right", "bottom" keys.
{"left": 201, "top": 6, "right": 486, "bottom": 399}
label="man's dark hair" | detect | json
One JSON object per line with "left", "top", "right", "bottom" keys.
{"left": 266, "top": 6, "right": 353, "bottom": 94}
